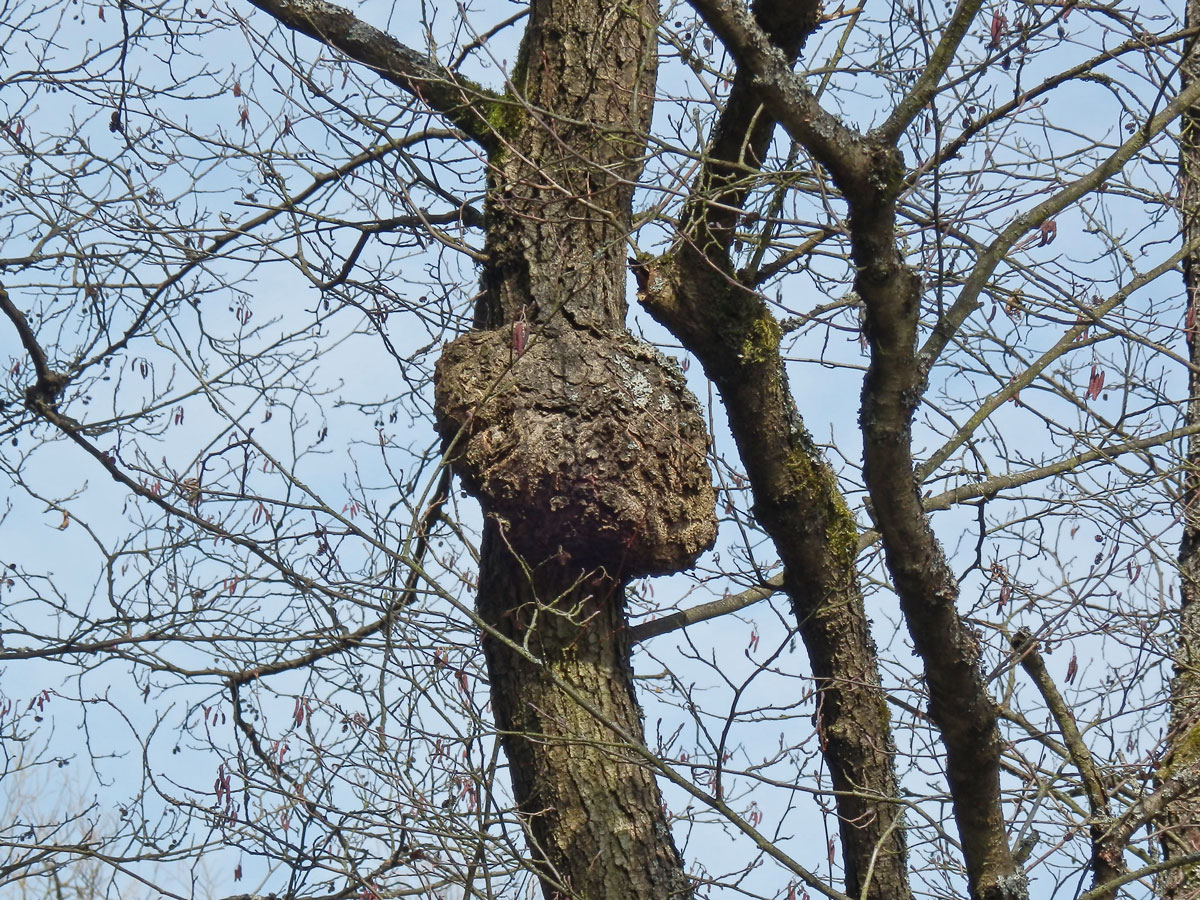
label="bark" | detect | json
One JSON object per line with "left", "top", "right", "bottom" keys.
{"left": 434, "top": 1, "right": 715, "bottom": 897}
{"left": 469, "top": 0, "right": 654, "bottom": 333}
{"left": 1162, "top": 4, "right": 1200, "bottom": 897}
{"left": 677, "top": 4, "right": 1025, "bottom": 899}
{"left": 637, "top": 8, "right": 910, "bottom": 897}
{"left": 474, "top": 523, "right": 695, "bottom": 900}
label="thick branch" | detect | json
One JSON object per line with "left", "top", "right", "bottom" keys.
{"left": 685, "top": 0, "right": 872, "bottom": 190}
{"left": 245, "top": 0, "right": 500, "bottom": 153}
{"left": 859, "top": 252, "right": 1023, "bottom": 900}
{"left": 678, "top": 0, "right": 821, "bottom": 253}
{"left": 655, "top": 9, "right": 924, "bottom": 900}
{"left": 716, "top": 11, "right": 1023, "bottom": 898}
{"left": 642, "top": 253, "right": 911, "bottom": 900}
{"left": 855, "top": 192, "right": 1024, "bottom": 900}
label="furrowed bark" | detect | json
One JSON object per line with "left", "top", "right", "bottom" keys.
{"left": 433, "top": 1, "right": 714, "bottom": 898}
{"left": 679, "top": 3, "right": 1023, "bottom": 898}
{"left": 641, "top": 11, "right": 909, "bottom": 891}
{"left": 474, "top": 523, "right": 695, "bottom": 900}
{"left": 1161, "top": 3, "right": 1200, "bottom": 897}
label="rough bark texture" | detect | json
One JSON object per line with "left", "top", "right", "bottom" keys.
{"left": 433, "top": 0, "right": 709, "bottom": 897}
{"left": 435, "top": 324, "right": 715, "bottom": 579}
{"left": 472, "top": 0, "right": 654, "bottom": 332}
{"left": 1163, "top": 3, "right": 1200, "bottom": 897}
{"left": 476, "top": 524, "right": 694, "bottom": 900}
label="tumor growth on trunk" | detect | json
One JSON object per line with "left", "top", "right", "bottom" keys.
{"left": 435, "top": 322, "right": 716, "bottom": 578}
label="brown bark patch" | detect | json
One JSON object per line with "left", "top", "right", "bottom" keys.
{"left": 435, "top": 324, "right": 716, "bottom": 578}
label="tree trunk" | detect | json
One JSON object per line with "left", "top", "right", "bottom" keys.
{"left": 433, "top": 1, "right": 717, "bottom": 897}
{"left": 473, "top": 523, "right": 695, "bottom": 899}
{"left": 1162, "top": 3, "right": 1200, "bottom": 897}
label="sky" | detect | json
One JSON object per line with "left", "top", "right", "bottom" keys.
{"left": 0, "top": 1, "right": 1190, "bottom": 898}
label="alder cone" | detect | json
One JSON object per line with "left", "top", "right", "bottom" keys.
{"left": 434, "top": 324, "right": 717, "bottom": 578}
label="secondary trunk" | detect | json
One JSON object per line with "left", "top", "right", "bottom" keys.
{"left": 1161, "top": 3, "right": 1200, "bottom": 897}
{"left": 640, "top": 249, "right": 911, "bottom": 900}
{"left": 636, "top": 3, "right": 911, "bottom": 892}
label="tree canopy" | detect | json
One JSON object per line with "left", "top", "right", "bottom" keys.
{"left": 2, "top": 2, "right": 1199, "bottom": 900}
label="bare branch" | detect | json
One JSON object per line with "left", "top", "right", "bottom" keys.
{"left": 245, "top": 0, "right": 500, "bottom": 153}
{"left": 1011, "top": 628, "right": 1124, "bottom": 897}
{"left": 875, "top": 0, "right": 985, "bottom": 143}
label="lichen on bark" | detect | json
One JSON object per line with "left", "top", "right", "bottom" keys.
{"left": 434, "top": 321, "right": 717, "bottom": 578}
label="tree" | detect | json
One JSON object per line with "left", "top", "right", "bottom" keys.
{"left": 1164, "top": 2, "right": 1200, "bottom": 899}
{"left": 0, "top": 1, "right": 1197, "bottom": 899}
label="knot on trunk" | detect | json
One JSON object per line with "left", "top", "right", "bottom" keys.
{"left": 434, "top": 325, "right": 717, "bottom": 578}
